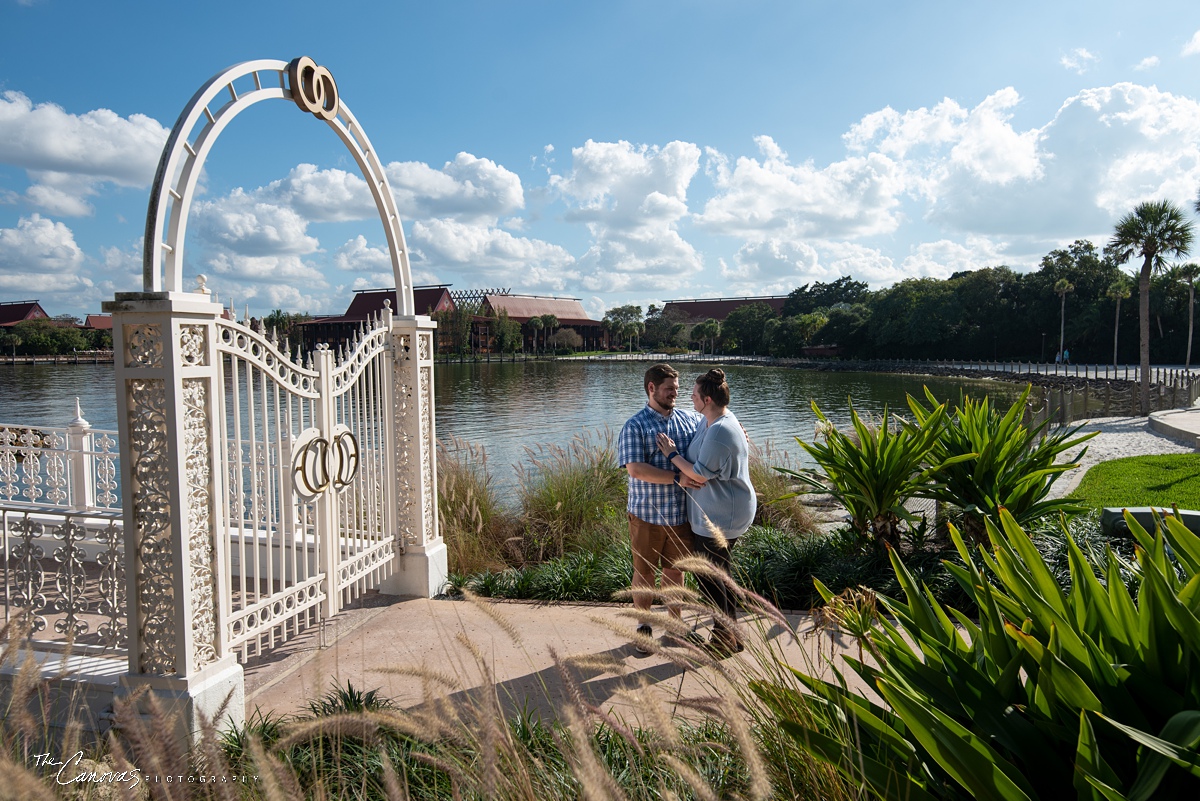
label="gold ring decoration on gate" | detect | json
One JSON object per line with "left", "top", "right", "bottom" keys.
{"left": 330, "top": 425, "right": 359, "bottom": 492}
{"left": 291, "top": 425, "right": 360, "bottom": 500}
{"left": 286, "top": 56, "right": 339, "bottom": 121}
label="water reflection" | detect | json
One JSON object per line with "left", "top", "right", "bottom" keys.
{"left": 1, "top": 361, "right": 1026, "bottom": 491}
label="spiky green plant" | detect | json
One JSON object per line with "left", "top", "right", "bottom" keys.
{"left": 758, "top": 508, "right": 1200, "bottom": 800}
{"left": 779, "top": 399, "right": 974, "bottom": 549}
{"left": 908, "top": 384, "right": 1097, "bottom": 545}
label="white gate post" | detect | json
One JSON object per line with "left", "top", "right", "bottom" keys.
{"left": 380, "top": 315, "right": 446, "bottom": 597}
{"left": 103, "top": 285, "right": 242, "bottom": 736}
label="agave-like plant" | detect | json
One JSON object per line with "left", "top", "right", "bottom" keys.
{"left": 779, "top": 399, "right": 974, "bottom": 550}
{"left": 907, "top": 384, "right": 1097, "bottom": 545}
{"left": 758, "top": 508, "right": 1200, "bottom": 800}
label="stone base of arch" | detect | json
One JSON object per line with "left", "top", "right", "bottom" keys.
{"left": 380, "top": 540, "right": 448, "bottom": 598}
{"left": 114, "top": 656, "right": 244, "bottom": 741}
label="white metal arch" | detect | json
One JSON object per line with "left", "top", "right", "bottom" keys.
{"left": 143, "top": 57, "right": 414, "bottom": 315}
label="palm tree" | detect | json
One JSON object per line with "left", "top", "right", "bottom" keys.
{"left": 1175, "top": 263, "right": 1200, "bottom": 371}
{"left": 528, "top": 316, "right": 543, "bottom": 354}
{"left": 1107, "top": 200, "right": 1195, "bottom": 414}
{"left": 540, "top": 314, "right": 558, "bottom": 353}
{"left": 1053, "top": 278, "right": 1074, "bottom": 363}
{"left": 1105, "top": 277, "right": 1132, "bottom": 369}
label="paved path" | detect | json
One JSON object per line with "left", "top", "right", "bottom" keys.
{"left": 1149, "top": 406, "right": 1200, "bottom": 448}
{"left": 243, "top": 596, "right": 872, "bottom": 725}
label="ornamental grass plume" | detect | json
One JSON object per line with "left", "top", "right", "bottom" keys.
{"left": 516, "top": 428, "right": 627, "bottom": 561}
{"left": 437, "top": 436, "right": 519, "bottom": 574}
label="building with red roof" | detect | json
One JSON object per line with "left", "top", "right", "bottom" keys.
{"left": 0, "top": 300, "right": 51, "bottom": 327}
{"left": 476, "top": 294, "right": 606, "bottom": 352}
{"left": 298, "top": 286, "right": 454, "bottom": 350}
{"left": 660, "top": 295, "right": 787, "bottom": 323}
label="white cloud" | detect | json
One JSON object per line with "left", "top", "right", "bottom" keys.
{"left": 0, "top": 214, "right": 84, "bottom": 273}
{"left": 387, "top": 152, "right": 524, "bottom": 224}
{"left": 1183, "top": 30, "right": 1200, "bottom": 57}
{"left": 899, "top": 237, "right": 1009, "bottom": 279}
{"left": 924, "top": 83, "right": 1200, "bottom": 235}
{"left": 410, "top": 217, "right": 576, "bottom": 290}
{"left": 191, "top": 190, "right": 320, "bottom": 257}
{"left": 1060, "top": 47, "right": 1098, "bottom": 74}
{"left": 551, "top": 139, "right": 703, "bottom": 289}
{"left": 0, "top": 214, "right": 94, "bottom": 296}
{"left": 0, "top": 91, "right": 168, "bottom": 216}
{"left": 719, "top": 239, "right": 832, "bottom": 295}
{"left": 698, "top": 135, "right": 907, "bottom": 241}
{"left": 1134, "top": 56, "right": 1160, "bottom": 71}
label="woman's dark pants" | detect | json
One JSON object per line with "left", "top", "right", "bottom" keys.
{"left": 692, "top": 533, "right": 739, "bottom": 628}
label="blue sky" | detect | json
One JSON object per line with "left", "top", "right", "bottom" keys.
{"left": 2, "top": 0, "right": 1200, "bottom": 320}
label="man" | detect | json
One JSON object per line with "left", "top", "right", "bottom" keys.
{"left": 617, "top": 363, "right": 703, "bottom": 653}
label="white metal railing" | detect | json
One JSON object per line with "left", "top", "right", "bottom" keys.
{"left": 1, "top": 506, "right": 126, "bottom": 655}
{"left": 0, "top": 402, "right": 120, "bottom": 512}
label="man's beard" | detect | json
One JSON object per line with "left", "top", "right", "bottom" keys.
{"left": 655, "top": 391, "right": 675, "bottom": 409}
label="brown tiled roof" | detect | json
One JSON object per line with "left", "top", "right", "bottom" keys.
{"left": 303, "top": 286, "right": 454, "bottom": 326}
{"left": 0, "top": 300, "right": 50, "bottom": 327}
{"left": 482, "top": 295, "right": 599, "bottom": 326}
{"left": 84, "top": 314, "right": 112, "bottom": 330}
{"left": 660, "top": 296, "right": 787, "bottom": 323}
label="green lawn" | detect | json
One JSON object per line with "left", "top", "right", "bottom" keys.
{"left": 1072, "top": 453, "right": 1200, "bottom": 509}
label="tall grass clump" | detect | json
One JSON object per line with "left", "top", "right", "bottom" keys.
{"left": 516, "top": 428, "right": 627, "bottom": 561}
{"left": 438, "top": 436, "right": 518, "bottom": 574}
{"left": 749, "top": 441, "right": 817, "bottom": 534}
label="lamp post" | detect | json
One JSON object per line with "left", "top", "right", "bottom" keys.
{"left": 1041, "top": 332, "right": 1046, "bottom": 363}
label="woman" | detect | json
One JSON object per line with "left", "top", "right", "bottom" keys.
{"left": 656, "top": 368, "right": 755, "bottom": 655}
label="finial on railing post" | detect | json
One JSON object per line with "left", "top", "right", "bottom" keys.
{"left": 66, "top": 397, "right": 95, "bottom": 510}
{"left": 195, "top": 274, "right": 211, "bottom": 296}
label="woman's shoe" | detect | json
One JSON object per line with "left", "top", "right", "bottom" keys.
{"left": 706, "top": 631, "right": 744, "bottom": 658}
{"left": 634, "top": 624, "right": 654, "bottom": 654}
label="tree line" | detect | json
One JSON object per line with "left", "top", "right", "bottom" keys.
{"left": 618, "top": 244, "right": 1194, "bottom": 367}
{"left": 0, "top": 317, "right": 112, "bottom": 356}
{"left": 615, "top": 198, "right": 1200, "bottom": 415}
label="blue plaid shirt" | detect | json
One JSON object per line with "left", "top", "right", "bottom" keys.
{"left": 618, "top": 404, "right": 703, "bottom": 526}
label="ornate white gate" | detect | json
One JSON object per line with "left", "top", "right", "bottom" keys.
{"left": 103, "top": 57, "right": 442, "bottom": 733}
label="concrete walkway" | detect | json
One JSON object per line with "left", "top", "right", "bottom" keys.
{"left": 243, "top": 595, "right": 871, "bottom": 726}
{"left": 1149, "top": 406, "right": 1200, "bottom": 448}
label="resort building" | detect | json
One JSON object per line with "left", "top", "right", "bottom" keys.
{"left": 299, "top": 285, "right": 455, "bottom": 350}
{"left": 0, "top": 299, "right": 51, "bottom": 327}
{"left": 660, "top": 295, "right": 788, "bottom": 323}
{"left": 475, "top": 293, "right": 607, "bottom": 352}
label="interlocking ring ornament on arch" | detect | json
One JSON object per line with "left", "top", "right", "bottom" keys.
{"left": 291, "top": 425, "right": 360, "bottom": 500}
{"left": 140, "top": 56, "right": 414, "bottom": 314}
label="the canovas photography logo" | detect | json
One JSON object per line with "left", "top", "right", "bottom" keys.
{"left": 31, "top": 751, "right": 143, "bottom": 790}
{"left": 30, "top": 751, "right": 261, "bottom": 789}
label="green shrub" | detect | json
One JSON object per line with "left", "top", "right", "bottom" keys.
{"left": 781, "top": 399, "right": 973, "bottom": 549}
{"left": 760, "top": 509, "right": 1200, "bottom": 799}
{"left": 909, "top": 384, "right": 1095, "bottom": 544}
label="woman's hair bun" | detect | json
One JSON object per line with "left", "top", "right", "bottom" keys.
{"left": 704, "top": 368, "right": 725, "bottom": 383}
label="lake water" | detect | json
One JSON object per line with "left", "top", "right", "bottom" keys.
{"left": 0, "top": 361, "right": 1024, "bottom": 489}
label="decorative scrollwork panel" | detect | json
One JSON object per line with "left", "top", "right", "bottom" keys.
{"left": 127, "top": 378, "right": 175, "bottom": 674}
{"left": 183, "top": 378, "right": 218, "bottom": 667}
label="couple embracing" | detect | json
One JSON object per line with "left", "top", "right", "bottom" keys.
{"left": 617, "top": 363, "right": 756, "bottom": 657}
